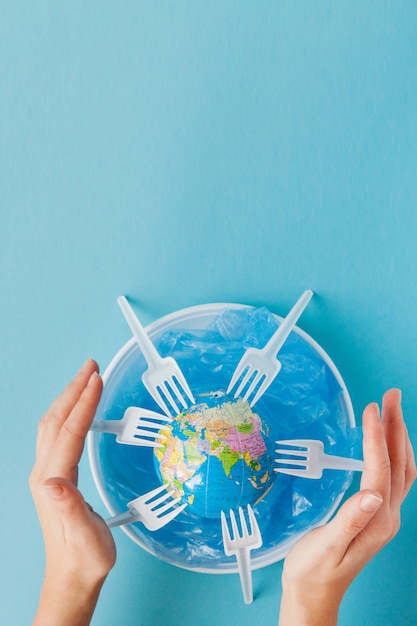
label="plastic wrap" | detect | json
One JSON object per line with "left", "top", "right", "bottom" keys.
{"left": 89, "top": 305, "right": 359, "bottom": 573}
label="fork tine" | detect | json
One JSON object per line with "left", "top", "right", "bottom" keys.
{"left": 230, "top": 508, "right": 240, "bottom": 539}
{"left": 134, "top": 428, "right": 168, "bottom": 440}
{"left": 126, "top": 437, "right": 165, "bottom": 448}
{"left": 220, "top": 512, "right": 235, "bottom": 556}
{"left": 274, "top": 467, "right": 307, "bottom": 477}
{"left": 157, "top": 502, "right": 188, "bottom": 524}
{"left": 147, "top": 387, "right": 171, "bottom": 417}
{"left": 238, "top": 507, "right": 249, "bottom": 536}
{"left": 226, "top": 362, "right": 247, "bottom": 395}
{"left": 241, "top": 372, "right": 263, "bottom": 404}
{"left": 234, "top": 367, "right": 255, "bottom": 399}
{"left": 138, "top": 418, "right": 172, "bottom": 430}
{"left": 172, "top": 370, "right": 195, "bottom": 405}
{"left": 137, "top": 420, "right": 171, "bottom": 434}
{"left": 220, "top": 511, "right": 231, "bottom": 540}
{"left": 142, "top": 501, "right": 187, "bottom": 531}
{"left": 275, "top": 448, "right": 308, "bottom": 458}
{"left": 108, "top": 485, "right": 187, "bottom": 531}
{"left": 136, "top": 484, "right": 167, "bottom": 504}
{"left": 275, "top": 439, "right": 310, "bottom": 448}
{"left": 247, "top": 506, "right": 255, "bottom": 533}
{"left": 147, "top": 488, "right": 176, "bottom": 508}
{"left": 243, "top": 371, "right": 269, "bottom": 404}
{"left": 249, "top": 375, "right": 271, "bottom": 407}
{"left": 128, "top": 407, "right": 173, "bottom": 422}
{"left": 153, "top": 496, "right": 182, "bottom": 516}
{"left": 159, "top": 381, "right": 180, "bottom": 415}
{"left": 274, "top": 458, "right": 307, "bottom": 468}
{"left": 168, "top": 377, "right": 188, "bottom": 410}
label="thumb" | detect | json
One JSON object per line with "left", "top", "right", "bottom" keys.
{"left": 42, "top": 477, "right": 92, "bottom": 521}
{"left": 325, "top": 489, "right": 383, "bottom": 557}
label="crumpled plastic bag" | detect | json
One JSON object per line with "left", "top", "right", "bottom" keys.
{"left": 94, "top": 306, "right": 359, "bottom": 571}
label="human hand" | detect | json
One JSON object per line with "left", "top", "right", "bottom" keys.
{"left": 278, "top": 389, "right": 417, "bottom": 626}
{"left": 30, "top": 359, "right": 116, "bottom": 626}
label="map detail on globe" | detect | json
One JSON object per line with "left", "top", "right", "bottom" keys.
{"left": 154, "top": 395, "right": 276, "bottom": 518}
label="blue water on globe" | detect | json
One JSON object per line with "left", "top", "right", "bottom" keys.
{"left": 154, "top": 394, "right": 276, "bottom": 518}
{"left": 93, "top": 306, "right": 360, "bottom": 571}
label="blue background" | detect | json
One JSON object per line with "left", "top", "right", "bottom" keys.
{"left": 1, "top": 2, "right": 416, "bottom": 625}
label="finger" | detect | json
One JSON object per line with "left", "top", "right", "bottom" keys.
{"left": 360, "top": 402, "right": 391, "bottom": 505}
{"left": 381, "top": 389, "right": 406, "bottom": 515}
{"left": 317, "top": 490, "right": 384, "bottom": 567}
{"left": 45, "top": 372, "right": 103, "bottom": 481}
{"left": 36, "top": 359, "right": 99, "bottom": 461}
{"left": 40, "top": 477, "right": 117, "bottom": 575}
{"left": 402, "top": 421, "right": 417, "bottom": 501}
{"left": 40, "top": 477, "right": 103, "bottom": 538}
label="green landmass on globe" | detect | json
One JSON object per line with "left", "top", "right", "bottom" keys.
{"left": 153, "top": 394, "right": 276, "bottom": 518}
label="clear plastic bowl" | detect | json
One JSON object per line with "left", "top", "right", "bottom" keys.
{"left": 88, "top": 303, "right": 356, "bottom": 574}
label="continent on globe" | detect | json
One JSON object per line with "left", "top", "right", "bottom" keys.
{"left": 153, "top": 395, "right": 276, "bottom": 518}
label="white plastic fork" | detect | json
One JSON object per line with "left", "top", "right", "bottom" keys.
{"left": 221, "top": 505, "right": 263, "bottom": 604}
{"left": 118, "top": 296, "right": 195, "bottom": 416}
{"left": 274, "top": 439, "right": 364, "bottom": 478}
{"left": 90, "top": 406, "right": 172, "bottom": 447}
{"left": 226, "top": 290, "right": 313, "bottom": 406}
{"left": 106, "top": 484, "right": 187, "bottom": 530}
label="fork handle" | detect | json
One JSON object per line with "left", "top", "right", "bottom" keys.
{"left": 106, "top": 510, "right": 142, "bottom": 528}
{"left": 90, "top": 420, "right": 123, "bottom": 435}
{"left": 118, "top": 296, "right": 162, "bottom": 367}
{"left": 262, "top": 290, "right": 313, "bottom": 358}
{"left": 235, "top": 550, "right": 254, "bottom": 605}
{"left": 322, "top": 454, "right": 364, "bottom": 472}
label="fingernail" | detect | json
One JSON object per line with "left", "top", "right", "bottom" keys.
{"left": 44, "top": 483, "right": 64, "bottom": 499}
{"left": 87, "top": 371, "right": 99, "bottom": 387}
{"left": 371, "top": 402, "right": 380, "bottom": 418}
{"left": 396, "top": 388, "right": 402, "bottom": 402}
{"left": 360, "top": 493, "right": 383, "bottom": 512}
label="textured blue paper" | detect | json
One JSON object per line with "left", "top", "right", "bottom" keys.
{"left": 1, "top": 2, "right": 416, "bottom": 625}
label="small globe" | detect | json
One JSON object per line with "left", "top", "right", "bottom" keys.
{"left": 153, "top": 393, "right": 276, "bottom": 518}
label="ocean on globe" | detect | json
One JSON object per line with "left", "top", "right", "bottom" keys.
{"left": 153, "top": 392, "right": 276, "bottom": 518}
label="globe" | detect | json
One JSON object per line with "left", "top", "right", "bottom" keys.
{"left": 153, "top": 392, "right": 276, "bottom": 518}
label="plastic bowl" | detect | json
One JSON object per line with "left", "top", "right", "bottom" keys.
{"left": 88, "top": 303, "right": 356, "bottom": 574}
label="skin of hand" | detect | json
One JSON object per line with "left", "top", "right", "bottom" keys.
{"left": 30, "top": 359, "right": 116, "bottom": 626}
{"left": 278, "top": 388, "right": 417, "bottom": 626}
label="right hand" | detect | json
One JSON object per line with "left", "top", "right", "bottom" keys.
{"left": 278, "top": 389, "right": 416, "bottom": 626}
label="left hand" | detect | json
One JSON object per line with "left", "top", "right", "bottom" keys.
{"left": 30, "top": 359, "right": 116, "bottom": 623}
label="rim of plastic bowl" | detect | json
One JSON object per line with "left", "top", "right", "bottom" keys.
{"left": 87, "top": 302, "right": 355, "bottom": 574}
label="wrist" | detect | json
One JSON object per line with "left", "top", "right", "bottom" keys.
{"left": 32, "top": 572, "right": 107, "bottom": 626}
{"left": 278, "top": 577, "right": 341, "bottom": 626}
